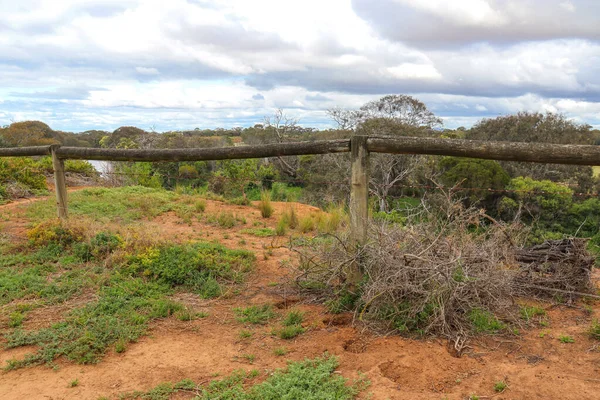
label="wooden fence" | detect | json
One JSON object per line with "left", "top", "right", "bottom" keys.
{"left": 2, "top": 135, "right": 600, "bottom": 280}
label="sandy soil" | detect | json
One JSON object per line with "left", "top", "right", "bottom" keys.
{"left": 1, "top": 195, "right": 600, "bottom": 400}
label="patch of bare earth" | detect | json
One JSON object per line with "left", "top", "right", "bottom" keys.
{"left": 1, "top": 194, "right": 600, "bottom": 400}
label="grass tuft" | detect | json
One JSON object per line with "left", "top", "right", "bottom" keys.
{"left": 258, "top": 190, "right": 274, "bottom": 218}
{"left": 234, "top": 305, "right": 276, "bottom": 325}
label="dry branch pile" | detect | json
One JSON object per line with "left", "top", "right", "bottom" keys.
{"left": 295, "top": 192, "right": 594, "bottom": 338}
{"left": 514, "top": 238, "right": 594, "bottom": 299}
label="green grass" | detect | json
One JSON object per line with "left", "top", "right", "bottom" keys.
{"left": 25, "top": 186, "right": 179, "bottom": 223}
{"left": 273, "top": 347, "right": 289, "bottom": 356}
{"left": 121, "top": 355, "right": 366, "bottom": 400}
{"left": 234, "top": 305, "right": 276, "bottom": 325}
{"left": 239, "top": 329, "right": 254, "bottom": 339}
{"left": 469, "top": 308, "right": 505, "bottom": 333}
{"left": 283, "top": 310, "right": 304, "bottom": 326}
{"left": 240, "top": 228, "right": 276, "bottom": 237}
{"left": 4, "top": 276, "right": 178, "bottom": 369}
{"left": 0, "top": 245, "right": 97, "bottom": 306}
{"left": 2, "top": 234, "right": 255, "bottom": 370}
{"left": 241, "top": 353, "right": 256, "bottom": 363}
{"left": 519, "top": 305, "right": 546, "bottom": 323}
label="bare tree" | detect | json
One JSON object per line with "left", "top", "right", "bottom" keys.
{"left": 263, "top": 109, "right": 301, "bottom": 178}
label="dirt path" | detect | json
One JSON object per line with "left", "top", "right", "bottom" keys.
{"left": 1, "top": 194, "right": 600, "bottom": 399}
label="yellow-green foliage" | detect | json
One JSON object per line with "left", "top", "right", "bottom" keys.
{"left": 0, "top": 157, "right": 47, "bottom": 200}
{"left": 299, "top": 215, "right": 315, "bottom": 233}
{"left": 27, "top": 220, "right": 86, "bottom": 247}
{"left": 258, "top": 190, "right": 274, "bottom": 218}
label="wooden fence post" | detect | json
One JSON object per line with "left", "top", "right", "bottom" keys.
{"left": 348, "top": 135, "right": 369, "bottom": 285}
{"left": 50, "top": 145, "right": 68, "bottom": 219}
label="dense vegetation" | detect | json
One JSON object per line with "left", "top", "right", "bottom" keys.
{"left": 3, "top": 94, "right": 600, "bottom": 340}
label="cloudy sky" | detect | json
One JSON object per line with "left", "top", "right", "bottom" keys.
{"left": 0, "top": 0, "right": 599, "bottom": 132}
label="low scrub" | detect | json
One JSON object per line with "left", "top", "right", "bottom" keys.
{"left": 114, "top": 355, "right": 366, "bottom": 400}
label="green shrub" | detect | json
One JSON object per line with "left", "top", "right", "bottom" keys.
{"left": 127, "top": 242, "right": 254, "bottom": 297}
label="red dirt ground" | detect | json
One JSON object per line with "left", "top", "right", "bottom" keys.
{"left": 1, "top": 195, "right": 600, "bottom": 400}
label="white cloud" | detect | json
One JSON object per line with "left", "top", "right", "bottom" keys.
{"left": 0, "top": 0, "right": 599, "bottom": 131}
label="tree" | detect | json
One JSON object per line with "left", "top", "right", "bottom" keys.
{"left": 358, "top": 95, "right": 443, "bottom": 128}
{"left": 467, "top": 112, "right": 596, "bottom": 192}
{"left": 329, "top": 95, "right": 443, "bottom": 212}
{"left": 0, "top": 121, "right": 58, "bottom": 147}
{"left": 439, "top": 157, "right": 510, "bottom": 206}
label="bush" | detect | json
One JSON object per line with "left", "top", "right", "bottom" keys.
{"left": 439, "top": 157, "right": 510, "bottom": 204}
{"left": 127, "top": 242, "right": 255, "bottom": 297}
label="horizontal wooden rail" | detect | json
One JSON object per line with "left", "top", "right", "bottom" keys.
{"left": 55, "top": 140, "right": 350, "bottom": 161}
{"left": 367, "top": 136, "right": 600, "bottom": 166}
{"left": 0, "top": 146, "right": 51, "bottom": 157}
{"left": 2, "top": 138, "right": 600, "bottom": 165}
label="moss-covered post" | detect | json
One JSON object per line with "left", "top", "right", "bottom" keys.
{"left": 50, "top": 145, "right": 68, "bottom": 219}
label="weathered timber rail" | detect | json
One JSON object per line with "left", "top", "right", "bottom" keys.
{"left": 3, "top": 135, "right": 600, "bottom": 282}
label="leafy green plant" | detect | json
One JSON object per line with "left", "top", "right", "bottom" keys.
{"left": 241, "top": 353, "right": 256, "bottom": 363}
{"left": 494, "top": 381, "right": 507, "bottom": 392}
{"left": 559, "top": 335, "right": 575, "bottom": 343}
{"left": 116, "top": 355, "right": 365, "bottom": 400}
